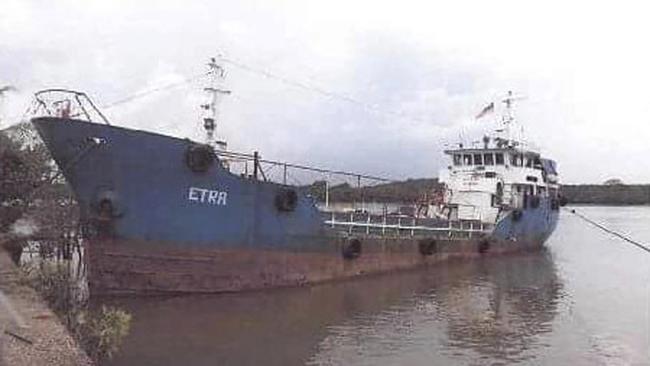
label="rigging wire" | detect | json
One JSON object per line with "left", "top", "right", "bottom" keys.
{"left": 565, "top": 208, "right": 650, "bottom": 255}
{"left": 218, "top": 56, "right": 438, "bottom": 125}
{"left": 100, "top": 71, "right": 211, "bottom": 110}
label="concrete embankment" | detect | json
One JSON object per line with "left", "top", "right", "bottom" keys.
{"left": 0, "top": 247, "right": 92, "bottom": 366}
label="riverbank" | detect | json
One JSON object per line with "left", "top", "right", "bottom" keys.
{"left": 0, "top": 247, "right": 92, "bottom": 366}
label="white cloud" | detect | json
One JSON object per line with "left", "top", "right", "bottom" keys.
{"left": 2, "top": 0, "right": 650, "bottom": 183}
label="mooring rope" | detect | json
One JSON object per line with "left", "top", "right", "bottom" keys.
{"left": 565, "top": 208, "right": 650, "bottom": 254}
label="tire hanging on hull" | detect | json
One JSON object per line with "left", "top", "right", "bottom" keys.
{"left": 418, "top": 239, "right": 438, "bottom": 256}
{"left": 185, "top": 144, "right": 214, "bottom": 173}
{"left": 342, "top": 238, "right": 362, "bottom": 260}
{"left": 275, "top": 188, "right": 298, "bottom": 212}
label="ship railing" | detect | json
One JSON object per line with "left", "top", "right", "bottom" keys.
{"left": 29, "top": 89, "right": 111, "bottom": 125}
{"left": 214, "top": 149, "right": 393, "bottom": 187}
{"left": 323, "top": 211, "right": 492, "bottom": 238}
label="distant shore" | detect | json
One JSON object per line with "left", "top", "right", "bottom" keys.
{"left": 561, "top": 184, "right": 650, "bottom": 205}
{"left": 311, "top": 179, "right": 650, "bottom": 205}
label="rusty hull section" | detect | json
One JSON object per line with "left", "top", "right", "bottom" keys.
{"left": 87, "top": 237, "right": 543, "bottom": 295}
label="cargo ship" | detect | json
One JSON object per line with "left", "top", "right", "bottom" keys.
{"left": 30, "top": 60, "right": 563, "bottom": 295}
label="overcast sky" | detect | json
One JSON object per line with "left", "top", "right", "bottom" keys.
{"left": 2, "top": 0, "right": 650, "bottom": 184}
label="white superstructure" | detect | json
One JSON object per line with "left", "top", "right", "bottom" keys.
{"left": 432, "top": 92, "right": 560, "bottom": 223}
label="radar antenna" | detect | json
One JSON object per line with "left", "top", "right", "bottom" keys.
{"left": 202, "top": 57, "right": 231, "bottom": 150}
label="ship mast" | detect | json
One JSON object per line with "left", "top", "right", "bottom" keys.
{"left": 499, "top": 90, "right": 525, "bottom": 147}
{"left": 202, "top": 57, "right": 231, "bottom": 150}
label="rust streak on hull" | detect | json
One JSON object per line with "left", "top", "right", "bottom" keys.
{"left": 87, "top": 237, "right": 543, "bottom": 295}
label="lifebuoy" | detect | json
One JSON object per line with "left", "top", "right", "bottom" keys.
{"left": 185, "top": 144, "right": 214, "bottom": 173}
{"left": 275, "top": 188, "right": 298, "bottom": 212}
{"left": 418, "top": 239, "right": 438, "bottom": 256}
{"left": 342, "top": 238, "right": 362, "bottom": 260}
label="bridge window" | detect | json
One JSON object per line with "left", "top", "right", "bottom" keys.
{"left": 484, "top": 153, "right": 494, "bottom": 165}
{"left": 525, "top": 157, "right": 533, "bottom": 168}
{"left": 511, "top": 153, "right": 523, "bottom": 167}
{"left": 453, "top": 154, "right": 462, "bottom": 166}
{"left": 495, "top": 153, "right": 504, "bottom": 165}
{"left": 473, "top": 154, "right": 483, "bottom": 165}
{"left": 463, "top": 154, "right": 472, "bottom": 165}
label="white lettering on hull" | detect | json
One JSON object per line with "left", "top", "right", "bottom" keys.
{"left": 188, "top": 187, "right": 228, "bottom": 206}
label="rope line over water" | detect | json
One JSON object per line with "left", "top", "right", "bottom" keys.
{"left": 565, "top": 208, "right": 650, "bottom": 255}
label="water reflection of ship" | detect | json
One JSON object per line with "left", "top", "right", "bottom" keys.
{"left": 435, "top": 249, "right": 563, "bottom": 363}
{"left": 310, "top": 250, "right": 563, "bottom": 365}
{"left": 102, "top": 251, "right": 563, "bottom": 366}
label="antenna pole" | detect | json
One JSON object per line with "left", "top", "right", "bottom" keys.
{"left": 202, "top": 57, "right": 231, "bottom": 150}
{"left": 500, "top": 90, "right": 525, "bottom": 146}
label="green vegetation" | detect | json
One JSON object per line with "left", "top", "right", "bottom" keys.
{"left": 21, "top": 262, "right": 132, "bottom": 362}
{"left": 307, "top": 178, "right": 441, "bottom": 203}
{"left": 2, "top": 123, "right": 132, "bottom": 363}
{"left": 307, "top": 177, "right": 650, "bottom": 206}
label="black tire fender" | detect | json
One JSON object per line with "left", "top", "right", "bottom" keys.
{"left": 275, "top": 188, "right": 298, "bottom": 212}
{"left": 418, "top": 239, "right": 438, "bottom": 256}
{"left": 95, "top": 190, "right": 123, "bottom": 218}
{"left": 478, "top": 239, "right": 490, "bottom": 254}
{"left": 185, "top": 144, "right": 214, "bottom": 173}
{"left": 342, "top": 238, "right": 362, "bottom": 260}
{"left": 531, "top": 195, "right": 540, "bottom": 208}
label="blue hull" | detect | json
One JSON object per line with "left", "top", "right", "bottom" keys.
{"left": 32, "top": 117, "right": 559, "bottom": 294}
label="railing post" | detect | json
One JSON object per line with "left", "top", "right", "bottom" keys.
{"left": 397, "top": 216, "right": 401, "bottom": 235}
{"left": 411, "top": 217, "right": 415, "bottom": 236}
{"left": 349, "top": 212, "right": 353, "bottom": 234}
{"left": 366, "top": 214, "right": 370, "bottom": 235}
{"left": 325, "top": 179, "right": 329, "bottom": 209}
{"left": 283, "top": 163, "right": 287, "bottom": 185}
{"left": 253, "top": 151, "right": 259, "bottom": 180}
{"left": 357, "top": 175, "right": 363, "bottom": 212}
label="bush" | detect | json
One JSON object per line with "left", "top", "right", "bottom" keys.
{"left": 21, "top": 262, "right": 132, "bottom": 362}
{"left": 78, "top": 306, "right": 132, "bottom": 361}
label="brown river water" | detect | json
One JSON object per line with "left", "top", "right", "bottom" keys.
{"left": 99, "top": 206, "right": 650, "bottom": 365}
